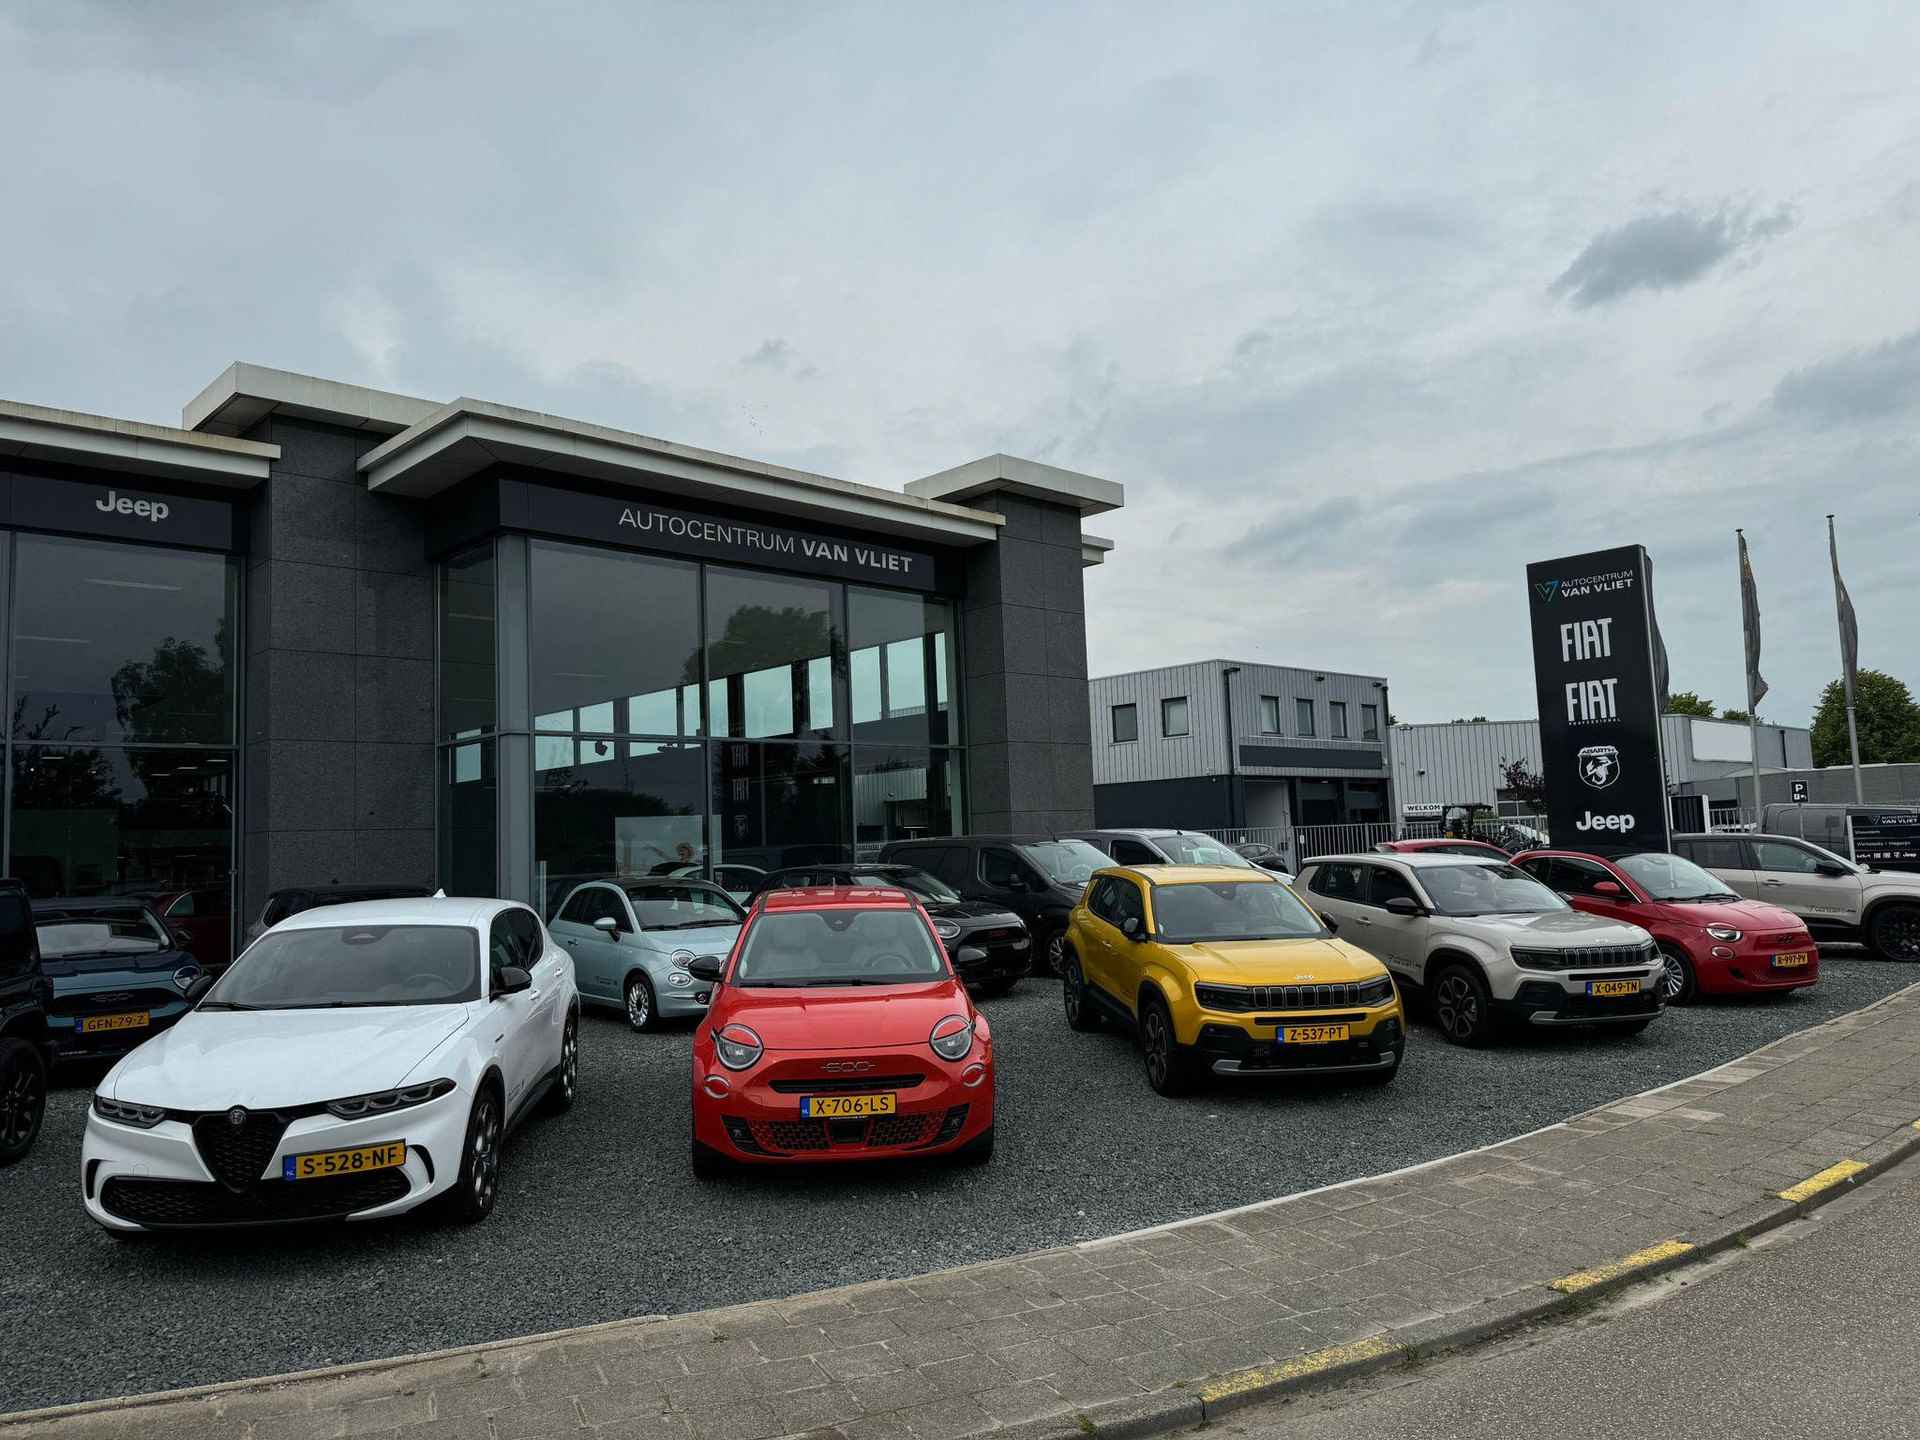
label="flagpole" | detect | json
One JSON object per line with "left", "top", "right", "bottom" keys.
{"left": 1738, "top": 529, "right": 1763, "bottom": 822}
{"left": 1827, "top": 514, "right": 1865, "bottom": 803}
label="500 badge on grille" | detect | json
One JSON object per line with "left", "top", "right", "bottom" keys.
{"left": 283, "top": 1141, "right": 407, "bottom": 1181}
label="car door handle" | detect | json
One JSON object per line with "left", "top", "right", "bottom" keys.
{"left": 1761, "top": 879, "right": 1784, "bottom": 887}
{"left": 1356, "top": 915, "right": 1374, "bottom": 925}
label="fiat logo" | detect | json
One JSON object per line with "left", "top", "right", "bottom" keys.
{"left": 227, "top": 1107, "right": 248, "bottom": 1128}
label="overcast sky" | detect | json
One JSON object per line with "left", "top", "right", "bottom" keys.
{"left": 3, "top": 2, "right": 1915, "bottom": 727}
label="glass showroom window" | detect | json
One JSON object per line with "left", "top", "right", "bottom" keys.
{"left": 706, "top": 567, "right": 843, "bottom": 741}
{"left": 1296, "top": 698, "right": 1316, "bottom": 736}
{"left": 849, "top": 588, "right": 956, "bottom": 746}
{"left": 1259, "top": 695, "right": 1281, "bottom": 734}
{"left": 853, "top": 747, "right": 959, "bottom": 855}
{"left": 440, "top": 544, "right": 496, "bottom": 739}
{"left": 534, "top": 741, "right": 707, "bottom": 918}
{"left": 711, "top": 740, "right": 849, "bottom": 874}
{"left": 1161, "top": 696, "right": 1189, "bottom": 737}
{"left": 531, "top": 542, "right": 703, "bottom": 739}
{"left": 1111, "top": 703, "right": 1138, "bottom": 743}
{"left": 439, "top": 739, "right": 497, "bottom": 896}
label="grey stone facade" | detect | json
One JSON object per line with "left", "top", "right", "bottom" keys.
{"left": 240, "top": 417, "right": 436, "bottom": 917}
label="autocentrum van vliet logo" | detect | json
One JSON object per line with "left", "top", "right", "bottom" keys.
{"left": 1534, "top": 579, "right": 1562, "bottom": 603}
{"left": 1578, "top": 744, "right": 1621, "bottom": 790}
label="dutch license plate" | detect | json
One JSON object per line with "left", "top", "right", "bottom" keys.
{"left": 283, "top": 1141, "right": 407, "bottom": 1181}
{"left": 1587, "top": 979, "right": 1640, "bottom": 997}
{"left": 1772, "top": 951, "right": 1811, "bottom": 969}
{"left": 801, "top": 1094, "right": 896, "bottom": 1119}
{"left": 78, "top": 1012, "right": 149, "bottom": 1034}
{"left": 1281, "top": 1023, "right": 1349, "bottom": 1044}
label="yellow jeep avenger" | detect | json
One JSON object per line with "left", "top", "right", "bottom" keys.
{"left": 1061, "top": 865, "right": 1405, "bottom": 1096}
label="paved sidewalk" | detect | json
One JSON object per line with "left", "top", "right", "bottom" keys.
{"left": 9, "top": 982, "right": 1920, "bottom": 1440}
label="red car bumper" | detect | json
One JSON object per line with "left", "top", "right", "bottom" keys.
{"left": 692, "top": 1040, "right": 995, "bottom": 1164}
{"left": 1691, "top": 927, "right": 1820, "bottom": 996}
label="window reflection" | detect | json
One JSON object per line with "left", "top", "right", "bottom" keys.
{"left": 12, "top": 535, "right": 236, "bottom": 746}
{"left": 439, "top": 740, "right": 497, "bottom": 896}
{"left": 712, "top": 741, "right": 848, "bottom": 870}
{"left": 439, "top": 545, "right": 495, "bottom": 738}
{"left": 530, "top": 542, "right": 701, "bottom": 735}
{"left": 853, "top": 747, "right": 958, "bottom": 858}
{"left": 847, "top": 589, "right": 955, "bottom": 746}
{"left": 534, "top": 742, "right": 706, "bottom": 917}
{"left": 706, "top": 568, "right": 842, "bottom": 740}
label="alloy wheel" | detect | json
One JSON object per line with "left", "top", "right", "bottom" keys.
{"left": 1661, "top": 952, "right": 1689, "bottom": 999}
{"left": 0, "top": 1054, "right": 42, "bottom": 1150}
{"left": 470, "top": 1094, "right": 501, "bottom": 1211}
{"left": 626, "top": 978, "right": 651, "bottom": 1029}
{"left": 1143, "top": 1006, "right": 1170, "bottom": 1087}
{"left": 1883, "top": 909, "right": 1920, "bottom": 962}
{"left": 1433, "top": 974, "right": 1478, "bottom": 1041}
{"left": 560, "top": 1022, "right": 578, "bottom": 1101}
{"left": 1046, "top": 931, "right": 1066, "bottom": 976}
{"left": 1062, "top": 957, "right": 1083, "bottom": 1025}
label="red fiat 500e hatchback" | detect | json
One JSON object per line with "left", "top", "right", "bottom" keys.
{"left": 688, "top": 886, "right": 995, "bottom": 1175}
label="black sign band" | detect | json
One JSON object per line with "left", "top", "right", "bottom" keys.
{"left": 1, "top": 472, "right": 240, "bottom": 551}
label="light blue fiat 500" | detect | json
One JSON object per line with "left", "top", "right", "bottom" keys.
{"left": 548, "top": 878, "right": 744, "bottom": 1031}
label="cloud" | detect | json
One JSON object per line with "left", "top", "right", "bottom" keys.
{"left": 1549, "top": 204, "right": 1795, "bottom": 308}
{"left": 1773, "top": 329, "right": 1920, "bottom": 426}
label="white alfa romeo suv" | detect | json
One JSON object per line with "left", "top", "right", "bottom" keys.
{"left": 81, "top": 897, "right": 578, "bottom": 1234}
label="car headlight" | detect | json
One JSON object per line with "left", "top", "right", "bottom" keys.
{"left": 1510, "top": 946, "right": 1570, "bottom": 970}
{"left": 325, "top": 1078, "right": 457, "bottom": 1119}
{"left": 669, "top": 949, "right": 696, "bottom": 970}
{"left": 930, "top": 1014, "right": 974, "bottom": 1061}
{"left": 92, "top": 1094, "right": 167, "bottom": 1129}
{"left": 714, "top": 1024, "right": 763, "bottom": 1071}
{"left": 932, "top": 920, "right": 962, "bottom": 943}
{"left": 1705, "top": 924, "right": 1743, "bottom": 942}
{"left": 1355, "top": 975, "right": 1396, "bottom": 1006}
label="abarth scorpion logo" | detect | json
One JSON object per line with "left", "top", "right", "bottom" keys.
{"left": 227, "top": 1107, "right": 248, "bottom": 1127}
{"left": 1578, "top": 744, "right": 1621, "bottom": 790}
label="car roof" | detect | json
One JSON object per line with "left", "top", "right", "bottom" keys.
{"left": 32, "top": 896, "right": 158, "bottom": 914}
{"left": 274, "top": 896, "right": 520, "bottom": 931}
{"left": 274, "top": 882, "right": 434, "bottom": 898}
{"left": 1103, "top": 864, "right": 1273, "bottom": 885}
{"left": 759, "top": 886, "right": 918, "bottom": 911}
{"left": 1066, "top": 828, "right": 1190, "bottom": 840}
{"left": 616, "top": 876, "right": 730, "bottom": 891}
{"left": 884, "top": 834, "right": 1069, "bottom": 846}
{"left": 1308, "top": 852, "right": 1504, "bottom": 868}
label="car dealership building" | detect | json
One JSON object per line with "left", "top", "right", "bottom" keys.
{"left": 0, "top": 364, "right": 1121, "bottom": 945}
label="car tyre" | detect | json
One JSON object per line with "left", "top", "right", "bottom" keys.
{"left": 1139, "top": 994, "right": 1195, "bottom": 1096}
{"left": 543, "top": 1012, "right": 578, "bottom": 1115}
{"left": 625, "top": 972, "right": 658, "bottom": 1032}
{"left": 691, "top": 1139, "right": 730, "bottom": 1180}
{"left": 447, "top": 1085, "right": 503, "bottom": 1224}
{"left": 1659, "top": 944, "right": 1699, "bottom": 1004}
{"left": 1061, "top": 947, "right": 1102, "bottom": 1033}
{"left": 1868, "top": 903, "right": 1920, "bottom": 963}
{"left": 0, "top": 1038, "right": 47, "bottom": 1167}
{"left": 951, "top": 1125, "right": 994, "bottom": 1166}
{"left": 1041, "top": 928, "right": 1067, "bottom": 977}
{"left": 1430, "top": 964, "right": 1494, "bottom": 1047}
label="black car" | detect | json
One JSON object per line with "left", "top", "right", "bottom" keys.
{"left": 244, "top": 882, "right": 436, "bottom": 946}
{"left": 36, "top": 898, "right": 205, "bottom": 1064}
{"left": 1233, "top": 842, "right": 1295, "bottom": 874}
{"left": 0, "top": 879, "right": 49, "bottom": 1166}
{"left": 747, "top": 863, "right": 1032, "bottom": 995}
{"left": 876, "top": 835, "right": 1111, "bottom": 976}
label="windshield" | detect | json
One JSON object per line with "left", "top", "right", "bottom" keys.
{"left": 733, "top": 907, "right": 948, "bottom": 987}
{"left": 853, "top": 869, "right": 961, "bottom": 904}
{"left": 1618, "top": 852, "right": 1739, "bottom": 901}
{"left": 1419, "top": 864, "right": 1566, "bottom": 916}
{"left": 1151, "top": 879, "right": 1328, "bottom": 942}
{"left": 203, "top": 925, "right": 480, "bottom": 1009}
{"left": 36, "top": 909, "right": 170, "bottom": 958}
{"left": 1154, "top": 834, "right": 1256, "bottom": 868}
{"left": 1019, "top": 839, "right": 1109, "bottom": 886}
{"left": 625, "top": 885, "right": 742, "bottom": 930}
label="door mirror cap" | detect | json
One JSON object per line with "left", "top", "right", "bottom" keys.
{"left": 1120, "top": 916, "right": 1144, "bottom": 940}
{"left": 593, "top": 916, "right": 621, "bottom": 935}
{"left": 1317, "top": 912, "right": 1340, "bottom": 937}
{"left": 685, "top": 954, "right": 725, "bottom": 982}
{"left": 1593, "top": 880, "right": 1626, "bottom": 897}
{"left": 1383, "top": 896, "right": 1425, "bottom": 917}
{"left": 494, "top": 965, "right": 532, "bottom": 996}
{"left": 185, "top": 974, "right": 215, "bottom": 1005}
{"left": 1814, "top": 862, "right": 1850, "bottom": 878}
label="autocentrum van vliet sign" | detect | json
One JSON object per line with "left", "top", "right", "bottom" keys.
{"left": 526, "top": 484, "right": 938, "bottom": 591}
{"left": 1526, "top": 544, "right": 1670, "bottom": 852}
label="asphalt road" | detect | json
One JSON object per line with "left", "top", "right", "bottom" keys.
{"left": 1217, "top": 1137, "right": 1920, "bottom": 1439}
{"left": 1, "top": 952, "right": 1913, "bottom": 1412}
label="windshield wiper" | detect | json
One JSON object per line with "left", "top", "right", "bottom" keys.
{"left": 195, "top": 1001, "right": 259, "bottom": 1011}
{"left": 651, "top": 919, "right": 732, "bottom": 931}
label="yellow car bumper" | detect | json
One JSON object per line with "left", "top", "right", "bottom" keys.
{"left": 1179, "top": 998, "right": 1406, "bottom": 1076}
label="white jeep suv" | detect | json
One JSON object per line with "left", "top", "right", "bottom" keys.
{"left": 82, "top": 897, "right": 578, "bottom": 1234}
{"left": 1295, "top": 853, "right": 1662, "bottom": 1046}
{"left": 1672, "top": 832, "right": 1920, "bottom": 962}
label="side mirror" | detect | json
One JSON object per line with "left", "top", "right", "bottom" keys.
{"left": 1120, "top": 916, "right": 1143, "bottom": 941}
{"left": 1383, "top": 896, "right": 1424, "bottom": 917}
{"left": 686, "top": 955, "right": 724, "bottom": 983}
{"left": 186, "top": 974, "right": 215, "bottom": 1004}
{"left": 593, "top": 916, "right": 621, "bottom": 935}
{"left": 1814, "top": 862, "right": 1849, "bottom": 878}
{"left": 1321, "top": 914, "right": 1340, "bottom": 937}
{"left": 1593, "top": 880, "right": 1626, "bottom": 897}
{"left": 494, "top": 965, "right": 532, "bottom": 997}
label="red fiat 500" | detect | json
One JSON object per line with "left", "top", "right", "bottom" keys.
{"left": 1513, "top": 849, "right": 1818, "bottom": 1003}
{"left": 688, "top": 887, "right": 994, "bottom": 1175}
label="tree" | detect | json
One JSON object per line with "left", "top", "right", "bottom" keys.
{"left": 1811, "top": 669, "right": 1920, "bottom": 767}
{"left": 1664, "top": 691, "right": 1717, "bottom": 718}
{"left": 1719, "top": 708, "right": 1754, "bottom": 725}
{"left": 1498, "top": 756, "right": 1548, "bottom": 812}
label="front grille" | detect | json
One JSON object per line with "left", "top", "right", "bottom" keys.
{"left": 1510, "top": 943, "right": 1656, "bottom": 971}
{"left": 1760, "top": 932, "right": 1809, "bottom": 947}
{"left": 754, "top": 1120, "right": 831, "bottom": 1152}
{"left": 54, "top": 987, "right": 178, "bottom": 1016}
{"left": 977, "top": 926, "right": 1026, "bottom": 944}
{"left": 1195, "top": 982, "right": 1387, "bottom": 1012}
{"left": 192, "top": 1113, "right": 291, "bottom": 1191}
{"left": 101, "top": 1173, "right": 409, "bottom": 1227}
{"left": 867, "top": 1113, "right": 934, "bottom": 1147}
{"left": 749, "top": 1113, "right": 943, "bottom": 1152}
{"left": 767, "top": 1074, "right": 924, "bottom": 1094}
{"left": 1514, "top": 981, "right": 1660, "bottom": 1017}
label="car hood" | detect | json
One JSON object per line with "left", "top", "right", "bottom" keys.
{"left": 1449, "top": 910, "right": 1651, "bottom": 946}
{"left": 103, "top": 1005, "right": 473, "bottom": 1109}
{"left": 45, "top": 946, "right": 198, "bottom": 983}
{"left": 717, "top": 981, "right": 970, "bottom": 1051}
{"left": 1861, "top": 870, "right": 1920, "bottom": 900}
{"left": 1166, "top": 937, "right": 1386, "bottom": 984}
{"left": 924, "top": 899, "right": 1024, "bottom": 926}
{"left": 1649, "top": 897, "right": 1804, "bottom": 930}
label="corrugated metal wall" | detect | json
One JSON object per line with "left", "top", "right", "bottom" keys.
{"left": 1089, "top": 660, "right": 1390, "bottom": 786}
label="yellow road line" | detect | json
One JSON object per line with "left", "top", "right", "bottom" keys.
{"left": 1550, "top": 1239, "right": 1695, "bottom": 1295}
{"left": 1198, "top": 1335, "right": 1397, "bottom": 1403}
{"left": 1779, "top": 1160, "right": 1868, "bottom": 1203}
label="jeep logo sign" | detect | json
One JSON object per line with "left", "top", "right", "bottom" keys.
{"left": 1527, "top": 545, "right": 1671, "bottom": 853}
{"left": 96, "top": 490, "right": 170, "bottom": 523}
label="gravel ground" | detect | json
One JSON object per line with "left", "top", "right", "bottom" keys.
{"left": 1, "top": 951, "right": 1912, "bottom": 1412}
